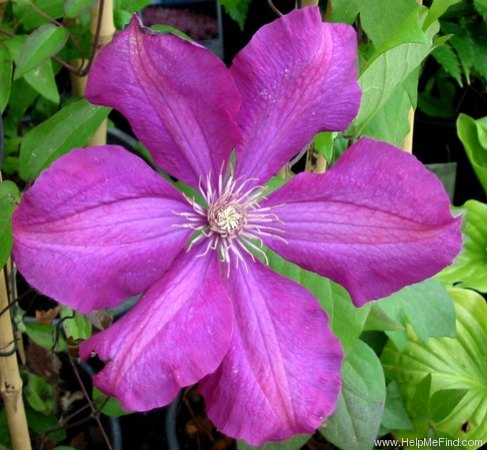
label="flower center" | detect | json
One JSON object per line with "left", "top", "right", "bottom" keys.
{"left": 208, "top": 203, "right": 246, "bottom": 236}
{"left": 174, "top": 168, "right": 286, "bottom": 272}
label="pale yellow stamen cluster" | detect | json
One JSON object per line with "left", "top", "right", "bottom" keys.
{"left": 174, "top": 167, "right": 287, "bottom": 273}
{"left": 208, "top": 203, "right": 247, "bottom": 236}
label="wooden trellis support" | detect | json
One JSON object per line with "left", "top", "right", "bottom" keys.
{"left": 0, "top": 265, "right": 32, "bottom": 450}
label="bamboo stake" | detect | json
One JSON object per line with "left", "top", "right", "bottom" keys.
{"left": 302, "top": 0, "right": 319, "bottom": 6}
{"left": 402, "top": 108, "right": 415, "bottom": 153}
{"left": 70, "top": 58, "right": 89, "bottom": 98}
{"left": 302, "top": 0, "right": 329, "bottom": 174}
{"left": 91, "top": 0, "right": 116, "bottom": 48}
{"left": 402, "top": 0, "right": 423, "bottom": 153}
{"left": 277, "top": 166, "right": 293, "bottom": 179}
{"left": 88, "top": 0, "right": 115, "bottom": 146}
{"left": 0, "top": 266, "right": 32, "bottom": 450}
{"left": 1, "top": 4, "right": 30, "bottom": 444}
{"left": 70, "top": 0, "right": 115, "bottom": 146}
{"left": 305, "top": 146, "right": 327, "bottom": 173}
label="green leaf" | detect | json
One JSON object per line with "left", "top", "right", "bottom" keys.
{"left": 2, "top": 79, "right": 38, "bottom": 136}
{"left": 266, "top": 250, "right": 370, "bottom": 353}
{"left": 61, "top": 306, "right": 92, "bottom": 340}
{"left": 360, "top": 0, "right": 427, "bottom": 58}
{"left": 381, "top": 288, "right": 487, "bottom": 447}
{"left": 24, "top": 321, "right": 66, "bottom": 351}
{"left": 150, "top": 24, "right": 192, "bottom": 42}
{"left": 374, "top": 278, "right": 456, "bottom": 346}
{"left": 25, "top": 406, "right": 66, "bottom": 442}
{"left": 320, "top": 340, "right": 386, "bottom": 450}
{"left": 424, "top": 0, "right": 462, "bottom": 30}
{"left": 471, "top": 28, "right": 487, "bottom": 83}
{"left": 359, "top": 82, "right": 412, "bottom": 146}
{"left": 417, "top": 73, "right": 456, "bottom": 118}
{"left": 64, "top": 0, "right": 97, "bottom": 18}
{"left": 93, "top": 388, "right": 130, "bottom": 417}
{"left": 313, "top": 132, "right": 334, "bottom": 163}
{"left": 25, "top": 372, "right": 55, "bottom": 414}
{"left": 3, "top": 34, "right": 26, "bottom": 61}
{"left": 219, "top": 0, "right": 250, "bottom": 30}
{"left": 381, "top": 381, "right": 414, "bottom": 431}
{"left": 473, "top": 0, "right": 487, "bottom": 20}
{"left": 436, "top": 200, "right": 487, "bottom": 292}
{"left": 330, "top": 0, "right": 361, "bottom": 24}
{"left": 0, "top": 409, "right": 11, "bottom": 447}
{"left": 353, "top": 23, "right": 437, "bottom": 134}
{"left": 4, "top": 32, "right": 59, "bottom": 104}
{"left": 264, "top": 176, "right": 286, "bottom": 194}
{"left": 14, "top": 24, "right": 68, "bottom": 79}
{"left": 364, "top": 305, "right": 404, "bottom": 332}
{"left": 14, "top": 0, "right": 65, "bottom": 30}
{"left": 237, "top": 435, "right": 310, "bottom": 450}
{"left": 19, "top": 99, "right": 110, "bottom": 180}
{"left": 426, "top": 162, "right": 457, "bottom": 202}
{"left": 0, "top": 45, "right": 12, "bottom": 113}
{"left": 114, "top": 8, "right": 132, "bottom": 29}
{"left": 456, "top": 114, "right": 487, "bottom": 195}
{"left": 23, "top": 58, "right": 59, "bottom": 104}
{"left": 115, "top": 0, "right": 151, "bottom": 13}
{"left": 0, "top": 181, "right": 20, "bottom": 268}
{"left": 430, "top": 389, "right": 468, "bottom": 423}
{"left": 410, "top": 374, "right": 432, "bottom": 434}
{"left": 11, "top": 0, "right": 32, "bottom": 6}
{"left": 443, "top": 23, "right": 476, "bottom": 84}
{"left": 432, "top": 43, "right": 462, "bottom": 86}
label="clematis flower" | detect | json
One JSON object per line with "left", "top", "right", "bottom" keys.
{"left": 13, "top": 7, "right": 461, "bottom": 445}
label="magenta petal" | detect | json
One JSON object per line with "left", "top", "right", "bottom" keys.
{"left": 86, "top": 17, "right": 240, "bottom": 187}
{"left": 200, "top": 259, "right": 342, "bottom": 445}
{"left": 13, "top": 146, "right": 193, "bottom": 312}
{"left": 232, "top": 7, "right": 360, "bottom": 184}
{"left": 79, "top": 251, "right": 233, "bottom": 411}
{"left": 262, "top": 137, "right": 462, "bottom": 306}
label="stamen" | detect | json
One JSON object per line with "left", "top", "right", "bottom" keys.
{"left": 174, "top": 167, "right": 287, "bottom": 273}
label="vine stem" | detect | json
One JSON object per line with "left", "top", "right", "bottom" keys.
{"left": 0, "top": 263, "right": 32, "bottom": 450}
{"left": 67, "top": 357, "right": 114, "bottom": 450}
{"left": 28, "top": 2, "right": 84, "bottom": 56}
{"left": 267, "top": 0, "right": 283, "bottom": 17}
